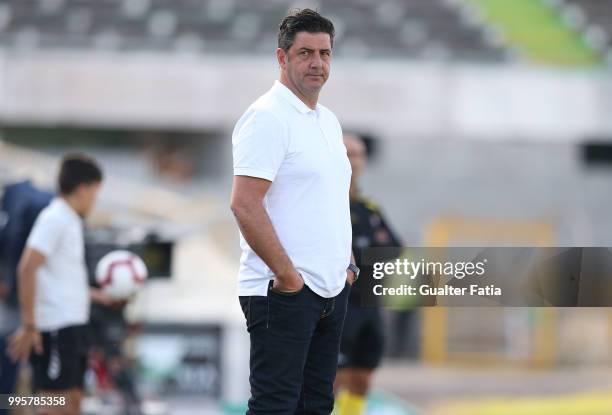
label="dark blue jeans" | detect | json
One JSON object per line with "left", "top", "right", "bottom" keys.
{"left": 239, "top": 280, "right": 350, "bottom": 415}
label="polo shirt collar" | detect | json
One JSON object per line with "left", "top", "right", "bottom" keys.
{"left": 55, "top": 197, "right": 82, "bottom": 222}
{"left": 273, "top": 80, "right": 320, "bottom": 115}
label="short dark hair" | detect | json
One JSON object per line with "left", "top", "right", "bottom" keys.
{"left": 278, "top": 8, "right": 335, "bottom": 52}
{"left": 58, "top": 153, "right": 103, "bottom": 195}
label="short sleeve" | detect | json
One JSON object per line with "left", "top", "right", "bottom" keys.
{"left": 26, "top": 212, "right": 63, "bottom": 258}
{"left": 232, "top": 109, "right": 288, "bottom": 182}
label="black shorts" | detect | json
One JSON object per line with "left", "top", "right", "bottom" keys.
{"left": 338, "top": 305, "right": 385, "bottom": 369}
{"left": 30, "top": 325, "right": 89, "bottom": 392}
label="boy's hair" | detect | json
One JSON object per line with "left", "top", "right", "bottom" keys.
{"left": 58, "top": 153, "right": 103, "bottom": 195}
{"left": 278, "top": 8, "right": 335, "bottom": 52}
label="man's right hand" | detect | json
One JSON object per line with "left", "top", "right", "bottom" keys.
{"left": 273, "top": 270, "right": 304, "bottom": 293}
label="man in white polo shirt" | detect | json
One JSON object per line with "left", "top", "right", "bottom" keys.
{"left": 8, "top": 154, "right": 103, "bottom": 415}
{"left": 231, "top": 8, "right": 359, "bottom": 415}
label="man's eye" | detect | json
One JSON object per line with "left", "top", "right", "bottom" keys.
{"left": 301, "top": 50, "right": 309, "bottom": 56}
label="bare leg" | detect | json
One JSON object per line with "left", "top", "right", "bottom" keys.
{"left": 334, "top": 368, "right": 352, "bottom": 394}
{"left": 347, "top": 368, "right": 374, "bottom": 396}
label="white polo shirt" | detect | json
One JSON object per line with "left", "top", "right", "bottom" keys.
{"left": 26, "top": 197, "right": 90, "bottom": 331}
{"left": 232, "top": 80, "right": 352, "bottom": 298}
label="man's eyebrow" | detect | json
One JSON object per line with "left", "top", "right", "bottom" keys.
{"left": 298, "top": 47, "right": 332, "bottom": 52}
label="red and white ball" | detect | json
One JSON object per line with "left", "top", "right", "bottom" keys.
{"left": 95, "top": 250, "right": 148, "bottom": 299}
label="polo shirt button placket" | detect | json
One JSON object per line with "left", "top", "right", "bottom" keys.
{"left": 311, "top": 112, "right": 332, "bottom": 152}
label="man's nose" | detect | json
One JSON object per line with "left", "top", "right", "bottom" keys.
{"left": 310, "top": 52, "right": 323, "bottom": 68}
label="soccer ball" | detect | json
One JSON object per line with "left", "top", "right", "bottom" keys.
{"left": 95, "top": 250, "right": 148, "bottom": 299}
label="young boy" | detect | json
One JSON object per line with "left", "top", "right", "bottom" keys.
{"left": 8, "top": 154, "right": 103, "bottom": 415}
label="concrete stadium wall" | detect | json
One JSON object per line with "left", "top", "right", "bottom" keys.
{"left": 0, "top": 50, "right": 611, "bottom": 141}
{"left": 359, "top": 139, "right": 612, "bottom": 246}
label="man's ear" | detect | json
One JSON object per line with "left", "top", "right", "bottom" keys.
{"left": 276, "top": 48, "right": 287, "bottom": 68}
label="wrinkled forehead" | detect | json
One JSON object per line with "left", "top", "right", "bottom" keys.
{"left": 291, "top": 31, "right": 332, "bottom": 50}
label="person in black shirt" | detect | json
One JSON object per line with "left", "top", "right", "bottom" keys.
{"left": 334, "top": 133, "right": 402, "bottom": 415}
